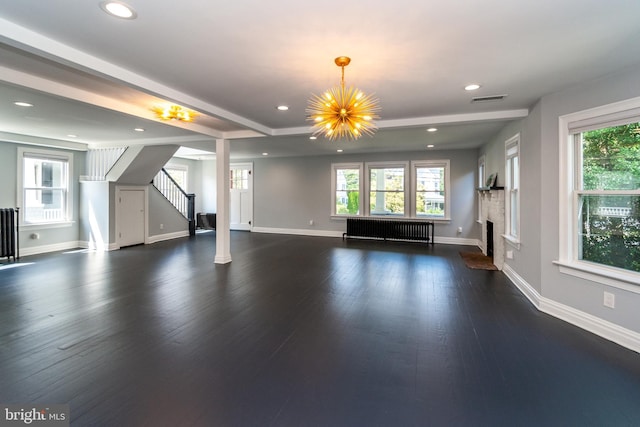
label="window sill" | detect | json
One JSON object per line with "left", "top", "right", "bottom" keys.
{"left": 21, "top": 221, "right": 75, "bottom": 230}
{"left": 553, "top": 260, "right": 640, "bottom": 294}
{"left": 502, "top": 234, "right": 520, "bottom": 250}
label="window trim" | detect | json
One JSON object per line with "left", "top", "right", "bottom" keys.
{"left": 411, "top": 159, "right": 450, "bottom": 220}
{"left": 331, "top": 162, "right": 363, "bottom": 217}
{"left": 504, "top": 134, "right": 520, "bottom": 248}
{"left": 477, "top": 155, "right": 486, "bottom": 222}
{"left": 557, "top": 96, "right": 640, "bottom": 289}
{"left": 331, "top": 160, "right": 451, "bottom": 222}
{"left": 17, "top": 147, "right": 73, "bottom": 226}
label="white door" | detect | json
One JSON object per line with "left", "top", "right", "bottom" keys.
{"left": 118, "top": 188, "right": 146, "bottom": 246}
{"left": 230, "top": 163, "right": 253, "bottom": 231}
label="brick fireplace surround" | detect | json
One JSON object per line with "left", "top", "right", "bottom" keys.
{"left": 479, "top": 189, "right": 505, "bottom": 270}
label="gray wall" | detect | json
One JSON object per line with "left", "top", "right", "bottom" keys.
{"left": 480, "top": 62, "right": 640, "bottom": 334}
{"left": 0, "top": 140, "right": 85, "bottom": 252}
{"left": 478, "top": 104, "right": 543, "bottom": 293}
{"left": 252, "top": 149, "right": 479, "bottom": 240}
{"left": 148, "top": 185, "right": 189, "bottom": 237}
{"left": 538, "top": 63, "right": 640, "bottom": 333}
{"left": 200, "top": 159, "right": 217, "bottom": 213}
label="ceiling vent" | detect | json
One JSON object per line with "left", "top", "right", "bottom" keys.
{"left": 471, "top": 94, "right": 507, "bottom": 103}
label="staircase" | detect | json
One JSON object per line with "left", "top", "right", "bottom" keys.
{"left": 85, "top": 146, "right": 196, "bottom": 236}
{"left": 153, "top": 168, "right": 196, "bottom": 235}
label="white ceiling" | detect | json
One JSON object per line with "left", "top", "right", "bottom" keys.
{"left": 1, "top": 0, "right": 639, "bottom": 159}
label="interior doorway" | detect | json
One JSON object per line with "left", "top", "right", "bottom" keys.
{"left": 117, "top": 186, "right": 147, "bottom": 247}
{"left": 230, "top": 163, "right": 253, "bottom": 231}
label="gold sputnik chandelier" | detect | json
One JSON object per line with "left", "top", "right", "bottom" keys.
{"left": 307, "top": 56, "right": 380, "bottom": 140}
{"left": 152, "top": 104, "right": 198, "bottom": 122}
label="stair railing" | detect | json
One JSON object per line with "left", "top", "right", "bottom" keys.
{"left": 153, "top": 168, "right": 196, "bottom": 236}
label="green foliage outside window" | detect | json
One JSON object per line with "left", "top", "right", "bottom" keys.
{"left": 580, "top": 123, "right": 640, "bottom": 272}
{"left": 336, "top": 169, "right": 360, "bottom": 215}
{"left": 370, "top": 168, "right": 404, "bottom": 214}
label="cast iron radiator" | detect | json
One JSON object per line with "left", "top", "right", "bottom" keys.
{"left": 343, "top": 218, "right": 434, "bottom": 244}
{"left": 0, "top": 208, "right": 19, "bottom": 262}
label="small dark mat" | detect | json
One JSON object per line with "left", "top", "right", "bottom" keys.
{"left": 460, "top": 252, "right": 498, "bottom": 270}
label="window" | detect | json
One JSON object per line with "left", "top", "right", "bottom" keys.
{"left": 478, "top": 155, "right": 486, "bottom": 221}
{"left": 165, "top": 164, "right": 188, "bottom": 191}
{"left": 332, "top": 160, "right": 451, "bottom": 220}
{"left": 367, "top": 162, "right": 408, "bottom": 216}
{"left": 576, "top": 123, "right": 640, "bottom": 273}
{"left": 230, "top": 168, "right": 249, "bottom": 190}
{"left": 413, "top": 160, "right": 450, "bottom": 219}
{"left": 331, "top": 163, "right": 362, "bottom": 216}
{"left": 558, "top": 97, "right": 640, "bottom": 286}
{"left": 18, "top": 147, "right": 72, "bottom": 224}
{"left": 505, "top": 135, "right": 520, "bottom": 243}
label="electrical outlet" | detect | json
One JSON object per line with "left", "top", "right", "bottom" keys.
{"left": 309, "top": 219, "right": 314, "bottom": 226}
{"left": 603, "top": 291, "right": 615, "bottom": 308}
{"left": 457, "top": 226, "right": 462, "bottom": 233}
{"left": 160, "top": 223, "right": 164, "bottom": 230}
{"left": 506, "top": 250, "right": 513, "bottom": 259}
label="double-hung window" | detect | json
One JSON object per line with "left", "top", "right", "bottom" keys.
{"left": 477, "top": 155, "right": 486, "bottom": 221}
{"left": 505, "top": 135, "right": 520, "bottom": 244}
{"left": 331, "top": 160, "right": 450, "bottom": 220}
{"left": 331, "top": 163, "right": 363, "bottom": 216}
{"left": 18, "top": 147, "right": 73, "bottom": 224}
{"left": 558, "top": 98, "right": 640, "bottom": 285}
{"left": 413, "top": 160, "right": 449, "bottom": 219}
{"left": 367, "top": 162, "right": 408, "bottom": 216}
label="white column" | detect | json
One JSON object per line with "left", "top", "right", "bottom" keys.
{"left": 215, "top": 138, "right": 232, "bottom": 264}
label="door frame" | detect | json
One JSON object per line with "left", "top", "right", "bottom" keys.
{"left": 230, "top": 162, "right": 253, "bottom": 231}
{"left": 115, "top": 185, "right": 149, "bottom": 248}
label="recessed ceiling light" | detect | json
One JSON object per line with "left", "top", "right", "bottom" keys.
{"left": 465, "top": 84, "right": 481, "bottom": 91}
{"left": 134, "top": 128, "right": 145, "bottom": 132}
{"left": 427, "top": 127, "right": 438, "bottom": 132}
{"left": 14, "top": 101, "right": 33, "bottom": 107}
{"left": 337, "top": 149, "right": 343, "bottom": 153}
{"left": 276, "top": 105, "right": 289, "bottom": 111}
{"left": 262, "top": 152, "right": 269, "bottom": 156}
{"left": 100, "top": 1, "right": 137, "bottom": 19}
{"left": 67, "top": 134, "right": 78, "bottom": 138}
{"left": 427, "top": 144, "right": 435, "bottom": 148}
{"left": 309, "top": 136, "right": 317, "bottom": 140}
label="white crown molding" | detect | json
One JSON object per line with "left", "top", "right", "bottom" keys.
{"left": 0, "top": 18, "right": 270, "bottom": 135}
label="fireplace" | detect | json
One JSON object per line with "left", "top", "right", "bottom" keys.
{"left": 479, "top": 189, "right": 504, "bottom": 270}
{"left": 486, "top": 220, "right": 494, "bottom": 259}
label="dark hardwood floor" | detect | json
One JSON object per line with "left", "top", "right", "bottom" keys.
{"left": 1, "top": 232, "right": 639, "bottom": 426}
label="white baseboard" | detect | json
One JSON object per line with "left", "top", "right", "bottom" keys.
{"left": 503, "top": 264, "right": 640, "bottom": 354}
{"left": 252, "top": 227, "right": 343, "bottom": 238}
{"left": 434, "top": 236, "right": 478, "bottom": 246}
{"left": 81, "top": 241, "right": 119, "bottom": 251}
{"left": 147, "top": 230, "right": 190, "bottom": 244}
{"left": 252, "top": 227, "right": 480, "bottom": 246}
{"left": 19, "top": 241, "right": 84, "bottom": 257}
